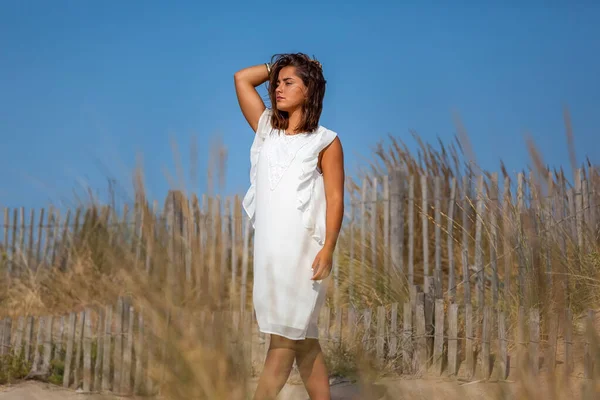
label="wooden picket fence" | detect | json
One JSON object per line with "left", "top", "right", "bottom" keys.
{"left": 1, "top": 168, "right": 598, "bottom": 307}
{"left": 1, "top": 295, "right": 600, "bottom": 395}
{"left": 1, "top": 166, "right": 599, "bottom": 393}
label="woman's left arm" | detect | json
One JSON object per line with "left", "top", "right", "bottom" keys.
{"left": 311, "top": 137, "right": 345, "bottom": 280}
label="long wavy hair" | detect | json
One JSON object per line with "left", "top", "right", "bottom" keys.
{"left": 267, "top": 53, "right": 326, "bottom": 133}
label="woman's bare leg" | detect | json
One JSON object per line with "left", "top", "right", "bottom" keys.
{"left": 252, "top": 335, "right": 297, "bottom": 400}
{"left": 295, "top": 339, "right": 331, "bottom": 400}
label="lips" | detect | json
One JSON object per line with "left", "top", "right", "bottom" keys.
{"left": 276, "top": 96, "right": 285, "bottom": 101}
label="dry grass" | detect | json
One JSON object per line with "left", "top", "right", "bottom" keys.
{"left": 341, "top": 114, "right": 599, "bottom": 316}
{"left": 1, "top": 113, "right": 600, "bottom": 399}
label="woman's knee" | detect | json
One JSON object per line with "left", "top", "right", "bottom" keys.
{"left": 296, "top": 338, "right": 321, "bottom": 356}
{"left": 269, "top": 334, "right": 299, "bottom": 350}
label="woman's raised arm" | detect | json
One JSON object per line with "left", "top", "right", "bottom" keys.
{"left": 234, "top": 64, "right": 269, "bottom": 132}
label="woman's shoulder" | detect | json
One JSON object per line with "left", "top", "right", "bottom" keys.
{"left": 257, "top": 108, "right": 275, "bottom": 137}
{"left": 260, "top": 108, "right": 274, "bottom": 120}
{"left": 315, "top": 124, "right": 339, "bottom": 146}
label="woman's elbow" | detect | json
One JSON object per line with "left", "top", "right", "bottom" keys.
{"left": 234, "top": 69, "right": 247, "bottom": 84}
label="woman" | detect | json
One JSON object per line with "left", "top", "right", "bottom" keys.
{"left": 235, "top": 53, "right": 344, "bottom": 400}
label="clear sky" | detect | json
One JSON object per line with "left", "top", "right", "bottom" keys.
{"left": 1, "top": 1, "right": 599, "bottom": 210}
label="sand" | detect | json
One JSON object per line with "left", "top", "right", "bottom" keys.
{"left": 0, "top": 377, "right": 517, "bottom": 400}
{"left": 0, "top": 373, "right": 588, "bottom": 400}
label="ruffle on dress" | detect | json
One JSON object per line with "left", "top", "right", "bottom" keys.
{"left": 296, "top": 127, "right": 338, "bottom": 245}
{"left": 242, "top": 109, "right": 272, "bottom": 227}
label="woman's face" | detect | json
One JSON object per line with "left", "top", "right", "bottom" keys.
{"left": 274, "top": 66, "right": 307, "bottom": 113}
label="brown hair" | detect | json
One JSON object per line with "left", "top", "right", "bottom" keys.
{"left": 267, "top": 53, "right": 327, "bottom": 133}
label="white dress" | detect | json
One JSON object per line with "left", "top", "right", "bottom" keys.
{"left": 242, "top": 108, "right": 338, "bottom": 340}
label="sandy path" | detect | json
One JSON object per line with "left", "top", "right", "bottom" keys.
{"left": 0, "top": 381, "right": 122, "bottom": 400}
{"left": 0, "top": 376, "right": 586, "bottom": 400}
{"left": 0, "top": 378, "right": 511, "bottom": 400}
{"left": 0, "top": 381, "right": 308, "bottom": 400}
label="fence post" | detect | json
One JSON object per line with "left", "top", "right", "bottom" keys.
{"left": 421, "top": 175, "right": 429, "bottom": 279}
{"left": 529, "top": 308, "right": 540, "bottom": 376}
{"left": 489, "top": 173, "right": 499, "bottom": 307}
{"left": 465, "top": 304, "right": 474, "bottom": 379}
{"left": 94, "top": 309, "right": 104, "bottom": 392}
{"left": 433, "top": 299, "right": 444, "bottom": 375}
{"left": 584, "top": 309, "right": 595, "bottom": 379}
{"left": 461, "top": 176, "right": 471, "bottom": 306}
{"left": 102, "top": 305, "right": 113, "bottom": 392}
{"left": 434, "top": 176, "right": 442, "bottom": 299}
{"left": 564, "top": 308, "right": 573, "bottom": 381}
{"left": 12, "top": 316, "right": 24, "bottom": 358}
{"left": 546, "top": 313, "right": 558, "bottom": 374}
{"left": 221, "top": 197, "right": 231, "bottom": 304}
{"left": 415, "top": 294, "right": 427, "bottom": 373}
{"left": 23, "top": 316, "right": 33, "bottom": 364}
{"left": 133, "top": 310, "right": 145, "bottom": 395}
{"left": 0, "top": 318, "right": 11, "bottom": 357}
{"left": 447, "top": 178, "right": 457, "bottom": 302}
{"left": 497, "top": 310, "right": 508, "bottom": 380}
{"left": 517, "top": 173, "right": 526, "bottom": 306}
{"left": 26, "top": 209, "right": 35, "bottom": 270}
{"left": 389, "top": 303, "right": 398, "bottom": 360}
{"left": 348, "top": 197, "right": 355, "bottom": 302}
{"left": 362, "top": 308, "right": 372, "bottom": 354}
{"left": 10, "top": 209, "right": 18, "bottom": 275}
{"left": 360, "top": 178, "right": 368, "bottom": 283}
{"left": 389, "top": 169, "right": 403, "bottom": 280}
{"left": 230, "top": 196, "right": 239, "bottom": 310}
{"left": 334, "top": 306, "right": 342, "bottom": 348}
{"left": 402, "top": 302, "right": 412, "bottom": 374}
{"left": 475, "top": 175, "right": 485, "bottom": 317}
{"left": 575, "top": 168, "right": 584, "bottom": 251}
{"left": 16, "top": 208, "right": 25, "bottom": 276}
{"left": 41, "top": 316, "right": 53, "bottom": 374}
{"left": 376, "top": 306, "right": 385, "bottom": 365}
{"left": 113, "top": 297, "right": 124, "bottom": 390}
{"left": 408, "top": 175, "right": 415, "bottom": 286}
{"left": 545, "top": 171, "right": 554, "bottom": 297}
{"left": 3, "top": 208, "right": 10, "bottom": 277}
{"left": 83, "top": 309, "right": 93, "bottom": 392}
{"left": 502, "top": 176, "right": 512, "bottom": 309}
{"left": 481, "top": 306, "right": 492, "bottom": 380}
{"left": 424, "top": 277, "right": 434, "bottom": 367}
{"left": 121, "top": 306, "right": 134, "bottom": 395}
{"left": 448, "top": 303, "right": 458, "bottom": 377}
{"left": 370, "top": 177, "right": 378, "bottom": 289}
{"left": 73, "top": 311, "right": 84, "bottom": 389}
{"left": 517, "top": 306, "right": 526, "bottom": 376}
{"left": 240, "top": 217, "right": 251, "bottom": 314}
{"left": 32, "top": 316, "right": 44, "bottom": 373}
{"left": 63, "top": 313, "right": 76, "bottom": 388}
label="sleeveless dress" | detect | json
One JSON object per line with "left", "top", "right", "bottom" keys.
{"left": 242, "top": 108, "right": 338, "bottom": 340}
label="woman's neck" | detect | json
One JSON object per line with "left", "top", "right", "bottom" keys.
{"left": 286, "top": 107, "right": 304, "bottom": 134}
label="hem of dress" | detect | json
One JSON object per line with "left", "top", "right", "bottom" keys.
{"left": 241, "top": 201, "right": 255, "bottom": 228}
{"left": 257, "top": 329, "right": 319, "bottom": 341}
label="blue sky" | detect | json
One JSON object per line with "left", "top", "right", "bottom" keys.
{"left": 1, "top": 1, "right": 599, "bottom": 211}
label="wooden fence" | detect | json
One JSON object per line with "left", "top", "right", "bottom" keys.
{"left": 1, "top": 295, "right": 599, "bottom": 395}
{"left": 1, "top": 166, "right": 599, "bottom": 393}
{"left": 1, "top": 168, "right": 598, "bottom": 305}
